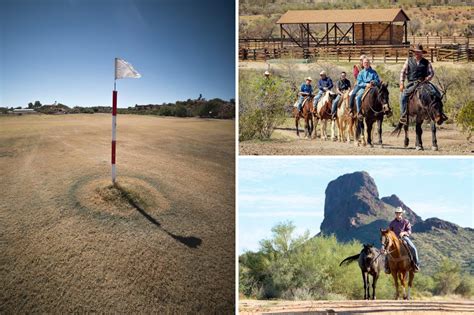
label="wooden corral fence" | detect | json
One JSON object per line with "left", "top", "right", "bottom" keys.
{"left": 240, "top": 36, "right": 473, "bottom": 63}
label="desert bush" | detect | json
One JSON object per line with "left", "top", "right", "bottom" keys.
{"left": 454, "top": 275, "right": 474, "bottom": 298}
{"left": 456, "top": 100, "right": 474, "bottom": 140}
{"left": 239, "top": 71, "right": 293, "bottom": 140}
{"left": 433, "top": 258, "right": 461, "bottom": 295}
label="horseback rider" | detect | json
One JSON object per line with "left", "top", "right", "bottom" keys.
{"left": 399, "top": 43, "right": 447, "bottom": 125}
{"left": 297, "top": 77, "right": 313, "bottom": 112}
{"left": 353, "top": 54, "right": 366, "bottom": 82}
{"left": 313, "top": 71, "right": 334, "bottom": 107}
{"left": 349, "top": 58, "right": 380, "bottom": 119}
{"left": 331, "top": 71, "right": 351, "bottom": 119}
{"left": 385, "top": 207, "right": 420, "bottom": 274}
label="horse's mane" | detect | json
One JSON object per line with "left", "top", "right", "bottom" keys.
{"left": 384, "top": 229, "right": 400, "bottom": 253}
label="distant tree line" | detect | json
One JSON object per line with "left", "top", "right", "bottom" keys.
{"left": 1, "top": 98, "right": 235, "bottom": 119}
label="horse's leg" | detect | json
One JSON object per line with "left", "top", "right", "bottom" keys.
{"left": 392, "top": 272, "right": 399, "bottom": 300}
{"left": 362, "top": 271, "right": 368, "bottom": 300}
{"left": 295, "top": 116, "right": 300, "bottom": 137}
{"left": 403, "top": 124, "right": 409, "bottom": 148}
{"left": 400, "top": 272, "right": 408, "bottom": 300}
{"left": 431, "top": 120, "right": 438, "bottom": 151}
{"left": 366, "top": 273, "right": 370, "bottom": 300}
{"left": 407, "top": 270, "right": 414, "bottom": 300}
{"left": 309, "top": 116, "right": 313, "bottom": 139}
{"left": 372, "top": 273, "right": 379, "bottom": 300}
{"left": 361, "top": 120, "right": 366, "bottom": 146}
{"left": 377, "top": 118, "right": 383, "bottom": 145}
{"left": 331, "top": 119, "right": 337, "bottom": 141}
{"left": 415, "top": 122, "right": 423, "bottom": 151}
{"left": 367, "top": 119, "right": 374, "bottom": 148}
{"left": 304, "top": 116, "right": 308, "bottom": 139}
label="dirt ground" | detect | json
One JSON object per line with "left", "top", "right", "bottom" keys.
{"left": 0, "top": 114, "right": 235, "bottom": 313}
{"left": 240, "top": 299, "right": 474, "bottom": 314}
{"left": 240, "top": 123, "right": 473, "bottom": 155}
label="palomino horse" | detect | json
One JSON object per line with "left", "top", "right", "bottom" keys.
{"left": 313, "top": 91, "right": 337, "bottom": 140}
{"left": 391, "top": 82, "right": 447, "bottom": 151}
{"left": 336, "top": 90, "right": 356, "bottom": 142}
{"left": 340, "top": 244, "right": 384, "bottom": 300}
{"left": 355, "top": 83, "right": 393, "bottom": 147}
{"left": 292, "top": 96, "right": 314, "bottom": 138}
{"left": 380, "top": 229, "right": 415, "bottom": 300}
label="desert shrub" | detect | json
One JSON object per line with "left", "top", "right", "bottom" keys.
{"left": 456, "top": 100, "right": 474, "bottom": 140}
{"left": 433, "top": 258, "right": 461, "bottom": 295}
{"left": 239, "top": 71, "right": 293, "bottom": 140}
{"left": 454, "top": 275, "right": 474, "bottom": 298}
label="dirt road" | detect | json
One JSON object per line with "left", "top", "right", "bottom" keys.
{"left": 0, "top": 114, "right": 235, "bottom": 313}
{"left": 240, "top": 299, "right": 474, "bottom": 314}
{"left": 240, "top": 123, "right": 473, "bottom": 155}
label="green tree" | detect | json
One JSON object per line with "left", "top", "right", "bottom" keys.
{"left": 27, "top": 102, "right": 34, "bottom": 109}
{"left": 433, "top": 258, "right": 461, "bottom": 295}
{"left": 33, "top": 101, "right": 42, "bottom": 108}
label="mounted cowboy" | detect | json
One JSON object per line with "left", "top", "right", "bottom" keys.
{"left": 385, "top": 207, "right": 420, "bottom": 274}
{"left": 399, "top": 43, "right": 447, "bottom": 125}
{"left": 332, "top": 71, "right": 351, "bottom": 119}
{"left": 349, "top": 58, "right": 380, "bottom": 119}
{"left": 314, "top": 70, "right": 334, "bottom": 107}
{"left": 296, "top": 77, "right": 313, "bottom": 113}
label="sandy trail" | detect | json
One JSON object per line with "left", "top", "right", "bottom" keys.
{"left": 0, "top": 114, "right": 235, "bottom": 313}
{"left": 240, "top": 123, "right": 473, "bottom": 155}
{"left": 240, "top": 299, "right": 474, "bottom": 314}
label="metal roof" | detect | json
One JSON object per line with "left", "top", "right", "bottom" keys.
{"left": 277, "top": 8, "right": 410, "bottom": 24}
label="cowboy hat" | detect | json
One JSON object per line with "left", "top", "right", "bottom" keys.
{"left": 395, "top": 207, "right": 405, "bottom": 213}
{"left": 319, "top": 70, "right": 326, "bottom": 76}
{"left": 306, "top": 76, "right": 312, "bottom": 81}
{"left": 359, "top": 54, "right": 367, "bottom": 60}
{"left": 412, "top": 43, "right": 427, "bottom": 54}
{"left": 264, "top": 70, "right": 270, "bottom": 76}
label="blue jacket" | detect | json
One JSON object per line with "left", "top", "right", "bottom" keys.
{"left": 300, "top": 83, "right": 313, "bottom": 95}
{"left": 318, "top": 77, "right": 333, "bottom": 92}
{"left": 356, "top": 67, "right": 380, "bottom": 89}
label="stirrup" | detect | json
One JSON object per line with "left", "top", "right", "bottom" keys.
{"left": 399, "top": 115, "right": 408, "bottom": 125}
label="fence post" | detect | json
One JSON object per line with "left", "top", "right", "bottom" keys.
{"left": 430, "top": 48, "right": 434, "bottom": 63}
{"left": 395, "top": 49, "right": 398, "bottom": 63}
{"left": 384, "top": 49, "right": 386, "bottom": 63}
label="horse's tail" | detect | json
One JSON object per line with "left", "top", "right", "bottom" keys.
{"left": 339, "top": 253, "right": 360, "bottom": 266}
{"left": 391, "top": 122, "right": 404, "bottom": 137}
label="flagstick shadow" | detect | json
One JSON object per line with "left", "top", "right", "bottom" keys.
{"left": 115, "top": 184, "right": 202, "bottom": 249}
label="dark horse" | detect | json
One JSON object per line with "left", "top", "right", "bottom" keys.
{"left": 339, "top": 244, "right": 384, "bottom": 300}
{"left": 293, "top": 96, "right": 314, "bottom": 138}
{"left": 391, "top": 82, "right": 447, "bottom": 151}
{"left": 355, "top": 82, "right": 393, "bottom": 147}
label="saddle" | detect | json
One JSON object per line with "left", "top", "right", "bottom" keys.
{"left": 361, "top": 85, "right": 374, "bottom": 103}
{"left": 293, "top": 96, "right": 311, "bottom": 108}
{"left": 400, "top": 239, "right": 416, "bottom": 266}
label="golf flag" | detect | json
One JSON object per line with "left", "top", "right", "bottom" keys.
{"left": 115, "top": 58, "right": 141, "bottom": 80}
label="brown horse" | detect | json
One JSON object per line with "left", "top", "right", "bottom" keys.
{"left": 292, "top": 96, "right": 314, "bottom": 139}
{"left": 391, "top": 82, "right": 447, "bottom": 151}
{"left": 313, "top": 91, "right": 337, "bottom": 140}
{"left": 380, "top": 229, "right": 415, "bottom": 300}
{"left": 336, "top": 90, "right": 356, "bottom": 142}
{"left": 355, "top": 83, "right": 393, "bottom": 147}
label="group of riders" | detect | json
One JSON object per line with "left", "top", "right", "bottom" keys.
{"left": 264, "top": 43, "right": 447, "bottom": 125}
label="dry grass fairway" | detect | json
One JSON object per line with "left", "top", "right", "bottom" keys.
{"left": 0, "top": 114, "right": 235, "bottom": 313}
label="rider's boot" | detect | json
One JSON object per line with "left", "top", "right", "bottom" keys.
{"left": 399, "top": 112, "right": 408, "bottom": 125}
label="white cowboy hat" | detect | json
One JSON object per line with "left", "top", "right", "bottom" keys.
{"left": 264, "top": 70, "right": 270, "bottom": 75}
{"left": 359, "top": 54, "right": 367, "bottom": 60}
{"left": 320, "top": 70, "right": 326, "bottom": 75}
{"left": 306, "top": 76, "right": 312, "bottom": 81}
{"left": 395, "top": 207, "right": 405, "bottom": 213}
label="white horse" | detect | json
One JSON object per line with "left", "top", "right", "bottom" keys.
{"left": 313, "top": 91, "right": 337, "bottom": 141}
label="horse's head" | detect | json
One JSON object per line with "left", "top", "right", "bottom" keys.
{"left": 419, "top": 84, "right": 447, "bottom": 125}
{"left": 377, "top": 82, "right": 392, "bottom": 117}
{"left": 380, "top": 228, "right": 393, "bottom": 252}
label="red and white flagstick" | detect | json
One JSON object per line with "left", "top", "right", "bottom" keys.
{"left": 112, "top": 80, "right": 117, "bottom": 184}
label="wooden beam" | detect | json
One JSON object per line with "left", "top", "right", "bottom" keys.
{"left": 334, "top": 23, "right": 337, "bottom": 45}
{"left": 362, "top": 23, "right": 365, "bottom": 45}
{"left": 307, "top": 23, "right": 310, "bottom": 48}
{"left": 281, "top": 24, "right": 304, "bottom": 48}
{"left": 280, "top": 24, "right": 283, "bottom": 49}
{"left": 352, "top": 23, "right": 355, "bottom": 45}
{"left": 326, "top": 23, "right": 329, "bottom": 45}
{"left": 390, "top": 22, "right": 393, "bottom": 45}
{"left": 404, "top": 21, "right": 408, "bottom": 44}
{"left": 374, "top": 23, "right": 391, "bottom": 43}
{"left": 301, "top": 23, "right": 319, "bottom": 46}
{"left": 337, "top": 24, "right": 354, "bottom": 45}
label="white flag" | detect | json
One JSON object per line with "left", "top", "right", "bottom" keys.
{"left": 115, "top": 58, "right": 141, "bottom": 80}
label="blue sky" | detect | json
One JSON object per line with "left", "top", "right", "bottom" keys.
{"left": 0, "top": 0, "right": 235, "bottom": 108}
{"left": 238, "top": 157, "right": 474, "bottom": 254}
